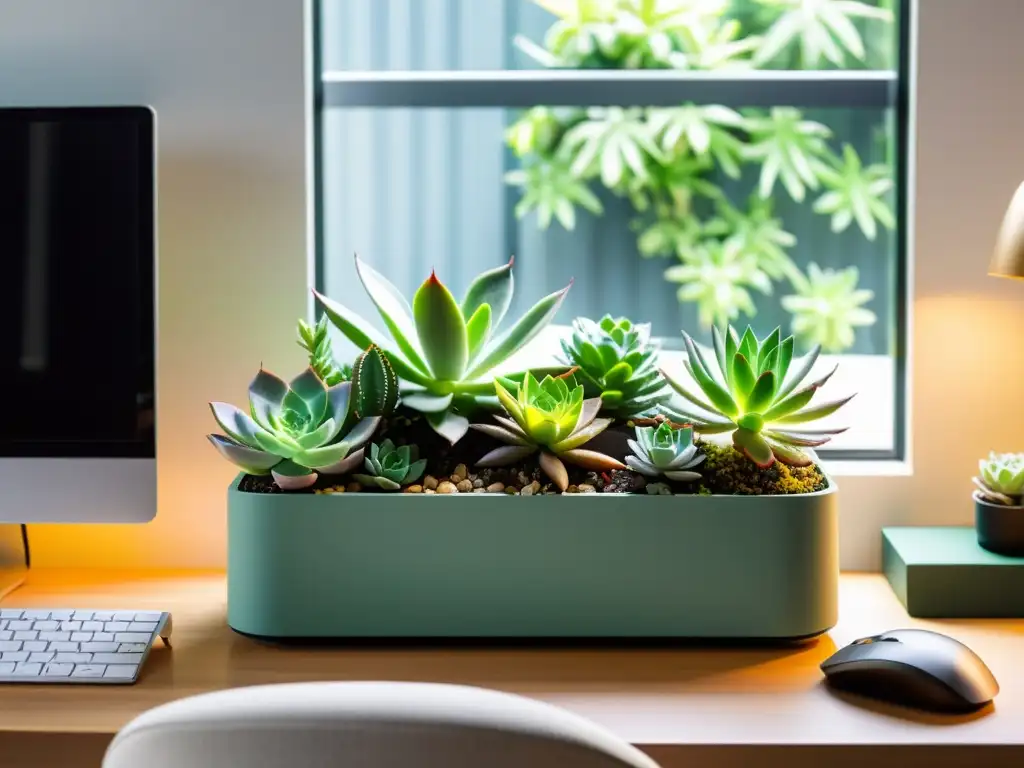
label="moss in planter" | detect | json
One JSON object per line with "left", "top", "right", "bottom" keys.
{"left": 694, "top": 441, "right": 827, "bottom": 495}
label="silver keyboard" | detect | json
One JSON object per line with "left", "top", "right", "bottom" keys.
{"left": 0, "top": 608, "right": 171, "bottom": 684}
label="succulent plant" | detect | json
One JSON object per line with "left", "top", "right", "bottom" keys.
{"left": 207, "top": 368, "right": 380, "bottom": 491}
{"left": 557, "top": 315, "right": 669, "bottom": 418}
{"left": 781, "top": 263, "right": 876, "bottom": 354}
{"left": 353, "top": 439, "right": 427, "bottom": 491}
{"left": 660, "top": 325, "right": 853, "bottom": 469}
{"left": 351, "top": 344, "right": 399, "bottom": 417}
{"left": 314, "top": 255, "right": 571, "bottom": 444}
{"left": 974, "top": 452, "right": 1024, "bottom": 506}
{"left": 297, "top": 315, "right": 350, "bottom": 386}
{"left": 470, "top": 372, "right": 625, "bottom": 492}
{"left": 626, "top": 422, "right": 704, "bottom": 482}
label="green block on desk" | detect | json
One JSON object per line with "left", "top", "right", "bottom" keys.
{"left": 882, "top": 526, "right": 1024, "bottom": 618}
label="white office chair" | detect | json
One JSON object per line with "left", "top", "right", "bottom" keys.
{"left": 102, "top": 681, "right": 662, "bottom": 768}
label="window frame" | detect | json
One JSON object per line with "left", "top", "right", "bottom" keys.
{"left": 309, "top": 0, "right": 913, "bottom": 464}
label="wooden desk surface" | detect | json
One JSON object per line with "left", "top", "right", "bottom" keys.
{"left": 1, "top": 570, "right": 1022, "bottom": 767}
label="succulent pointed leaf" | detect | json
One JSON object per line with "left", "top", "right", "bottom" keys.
{"left": 775, "top": 344, "right": 820, "bottom": 402}
{"left": 494, "top": 378, "right": 526, "bottom": 426}
{"left": 712, "top": 326, "right": 730, "bottom": 388}
{"left": 575, "top": 397, "right": 602, "bottom": 432}
{"left": 746, "top": 371, "right": 776, "bottom": 414}
{"left": 683, "top": 335, "right": 738, "bottom": 417}
{"left": 626, "top": 455, "right": 661, "bottom": 477}
{"left": 476, "top": 444, "right": 538, "bottom": 467}
{"left": 763, "top": 429, "right": 833, "bottom": 447}
{"left": 776, "top": 335, "right": 794, "bottom": 388}
{"left": 207, "top": 434, "right": 280, "bottom": 473}
{"left": 465, "top": 280, "right": 572, "bottom": 381}
{"left": 293, "top": 440, "right": 351, "bottom": 469}
{"left": 324, "top": 382, "right": 353, "bottom": 439}
{"left": 342, "top": 415, "right": 382, "bottom": 451}
{"left": 426, "top": 409, "right": 470, "bottom": 444}
{"left": 404, "top": 458, "right": 427, "bottom": 484}
{"left": 271, "top": 460, "right": 318, "bottom": 490}
{"left": 294, "top": 418, "right": 336, "bottom": 450}
{"left": 210, "top": 402, "right": 266, "bottom": 447}
{"left": 552, "top": 417, "right": 612, "bottom": 453}
{"left": 354, "top": 254, "right": 431, "bottom": 375}
{"left": 763, "top": 364, "right": 837, "bottom": 421}
{"left": 413, "top": 271, "right": 469, "bottom": 381}
{"left": 759, "top": 328, "right": 781, "bottom": 367}
{"left": 401, "top": 391, "right": 455, "bottom": 413}
{"left": 287, "top": 367, "right": 329, "bottom": 423}
{"left": 731, "top": 353, "right": 756, "bottom": 404}
{"left": 311, "top": 446, "right": 364, "bottom": 475}
{"left": 773, "top": 395, "right": 855, "bottom": 425}
{"left": 765, "top": 438, "right": 815, "bottom": 467}
{"left": 539, "top": 451, "right": 570, "bottom": 491}
{"left": 248, "top": 369, "right": 289, "bottom": 430}
{"left": 559, "top": 448, "right": 626, "bottom": 471}
{"left": 738, "top": 326, "right": 759, "bottom": 366}
{"left": 465, "top": 303, "right": 493, "bottom": 363}
{"left": 470, "top": 423, "right": 532, "bottom": 446}
{"left": 732, "top": 427, "right": 775, "bottom": 468}
{"left": 461, "top": 257, "right": 515, "bottom": 328}
{"left": 253, "top": 429, "right": 300, "bottom": 459}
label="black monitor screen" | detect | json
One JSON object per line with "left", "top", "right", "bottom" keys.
{"left": 0, "top": 107, "right": 154, "bottom": 458}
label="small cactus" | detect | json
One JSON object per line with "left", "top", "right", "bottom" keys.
{"left": 351, "top": 344, "right": 399, "bottom": 418}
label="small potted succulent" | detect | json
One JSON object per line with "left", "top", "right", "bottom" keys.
{"left": 215, "top": 255, "right": 853, "bottom": 641}
{"left": 973, "top": 452, "right": 1024, "bottom": 556}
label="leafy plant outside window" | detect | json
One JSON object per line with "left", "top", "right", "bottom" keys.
{"left": 506, "top": 0, "right": 896, "bottom": 353}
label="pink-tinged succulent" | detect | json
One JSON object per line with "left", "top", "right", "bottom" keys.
{"left": 470, "top": 372, "right": 625, "bottom": 492}
{"left": 313, "top": 255, "right": 572, "bottom": 445}
{"left": 660, "top": 325, "right": 853, "bottom": 469}
{"left": 208, "top": 368, "right": 380, "bottom": 491}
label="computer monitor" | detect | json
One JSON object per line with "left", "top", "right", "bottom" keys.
{"left": 0, "top": 106, "right": 156, "bottom": 524}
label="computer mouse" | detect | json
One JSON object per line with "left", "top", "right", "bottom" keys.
{"left": 820, "top": 628, "right": 999, "bottom": 712}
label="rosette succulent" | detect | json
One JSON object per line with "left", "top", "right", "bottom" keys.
{"left": 314, "top": 255, "right": 571, "bottom": 444}
{"left": 353, "top": 440, "right": 427, "bottom": 491}
{"left": 208, "top": 368, "right": 380, "bottom": 491}
{"left": 974, "top": 452, "right": 1024, "bottom": 506}
{"left": 558, "top": 315, "right": 669, "bottom": 418}
{"left": 626, "top": 423, "right": 704, "bottom": 482}
{"left": 470, "top": 373, "right": 624, "bottom": 492}
{"left": 660, "top": 325, "right": 853, "bottom": 468}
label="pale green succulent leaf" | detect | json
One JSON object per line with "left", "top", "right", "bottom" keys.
{"left": 462, "top": 257, "right": 515, "bottom": 328}
{"left": 730, "top": 353, "right": 756, "bottom": 405}
{"left": 293, "top": 440, "right": 351, "bottom": 469}
{"left": 412, "top": 273, "right": 469, "bottom": 381}
{"left": 354, "top": 255, "right": 431, "bottom": 376}
{"left": 207, "top": 434, "right": 280, "bottom": 473}
{"left": 465, "top": 303, "right": 493, "bottom": 363}
{"left": 732, "top": 427, "right": 775, "bottom": 468}
{"left": 287, "top": 367, "right": 328, "bottom": 424}
{"left": 551, "top": 416, "right": 613, "bottom": 453}
{"left": 426, "top": 409, "right": 470, "bottom": 444}
{"left": 402, "top": 392, "right": 455, "bottom": 413}
{"left": 209, "top": 402, "right": 266, "bottom": 447}
{"left": 248, "top": 369, "right": 289, "bottom": 430}
{"left": 745, "top": 371, "right": 776, "bottom": 414}
{"left": 476, "top": 444, "right": 538, "bottom": 467}
{"left": 253, "top": 429, "right": 300, "bottom": 460}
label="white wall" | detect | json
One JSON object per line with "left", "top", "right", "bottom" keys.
{"left": 2, "top": 0, "right": 1023, "bottom": 570}
{"left": 0, "top": 0, "right": 308, "bottom": 567}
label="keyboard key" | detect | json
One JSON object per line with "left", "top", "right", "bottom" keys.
{"left": 81, "top": 642, "right": 118, "bottom": 653}
{"left": 0, "top": 620, "right": 6, "bottom": 630}
{"left": 60, "top": 621, "right": 82, "bottom": 631}
{"left": 71, "top": 611, "right": 94, "bottom": 621}
{"left": 82, "top": 621, "right": 104, "bottom": 631}
{"left": 93, "top": 632, "right": 114, "bottom": 642}
{"left": 22, "top": 610, "right": 51, "bottom": 620}
{"left": 127, "top": 622, "right": 157, "bottom": 633}
{"left": 91, "top": 653, "right": 143, "bottom": 665}
{"left": 0, "top": 641, "right": 23, "bottom": 652}
{"left": 0, "top": 662, "right": 14, "bottom": 673}
{"left": 0, "top": 610, "right": 22, "bottom": 619}
{"left": 33, "top": 620, "right": 59, "bottom": 631}
{"left": 115, "top": 633, "right": 151, "bottom": 644}
{"left": 38, "top": 631, "right": 70, "bottom": 642}
{"left": 42, "top": 663, "right": 74, "bottom": 677}
{"left": 0, "top": 631, "right": 11, "bottom": 641}
{"left": 49, "top": 610, "right": 75, "bottom": 621}
{"left": 13, "top": 631, "right": 38, "bottom": 641}
{"left": 119, "top": 644, "right": 147, "bottom": 653}
{"left": 48, "top": 641, "right": 79, "bottom": 652}
{"left": 29, "top": 652, "right": 54, "bottom": 663}
{"left": 104, "top": 622, "right": 129, "bottom": 632}
{"left": 92, "top": 611, "right": 115, "bottom": 621}
{"left": 113, "top": 612, "right": 136, "bottom": 622}
{"left": 23, "top": 641, "right": 47, "bottom": 652}
{"left": 135, "top": 612, "right": 163, "bottom": 622}
{"left": 7, "top": 620, "right": 32, "bottom": 630}
{"left": 104, "top": 665, "right": 138, "bottom": 679}
{"left": 71, "top": 632, "right": 93, "bottom": 642}
{"left": 71, "top": 664, "right": 106, "bottom": 678}
{"left": 2, "top": 651, "right": 29, "bottom": 662}
{"left": 54, "top": 653, "right": 93, "bottom": 663}
{"left": 13, "top": 662, "right": 42, "bottom": 676}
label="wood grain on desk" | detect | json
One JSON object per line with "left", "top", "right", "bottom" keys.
{"left": 0, "top": 570, "right": 1022, "bottom": 764}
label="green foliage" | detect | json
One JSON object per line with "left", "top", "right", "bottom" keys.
{"left": 470, "top": 372, "right": 624, "bottom": 491}
{"left": 697, "top": 439, "right": 827, "bottom": 494}
{"left": 508, "top": 0, "right": 896, "bottom": 353}
{"left": 353, "top": 439, "right": 427, "bottom": 491}
{"left": 974, "top": 452, "right": 1024, "bottom": 506}
{"left": 207, "top": 368, "right": 380, "bottom": 491}
{"left": 351, "top": 344, "right": 399, "bottom": 418}
{"left": 781, "top": 263, "right": 876, "bottom": 352}
{"left": 296, "top": 315, "right": 350, "bottom": 386}
{"left": 627, "top": 422, "right": 705, "bottom": 481}
{"left": 660, "top": 325, "right": 853, "bottom": 468}
{"left": 559, "top": 315, "right": 670, "bottom": 417}
{"left": 314, "top": 255, "right": 571, "bottom": 445}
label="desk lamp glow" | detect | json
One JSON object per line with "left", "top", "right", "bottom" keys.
{"left": 990, "top": 181, "right": 1024, "bottom": 280}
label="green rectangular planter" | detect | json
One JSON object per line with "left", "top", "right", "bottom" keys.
{"left": 883, "top": 526, "right": 1024, "bottom": 618}
{"left": 227, "top": 475, "right": 839, "bottom": 641}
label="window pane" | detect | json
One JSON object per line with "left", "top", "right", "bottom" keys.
{"left": 320, "top": 0, "right": 900, "bottom": 73}
{"left": 319, "top": 102, "right": 899, "bottom": 453}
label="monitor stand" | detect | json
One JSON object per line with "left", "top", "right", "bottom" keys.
{"left": 0, "top": 524, "right": 30, "bottom": 600}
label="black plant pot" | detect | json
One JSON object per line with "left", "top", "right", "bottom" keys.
{"left": 975, "top": 492, "right": 1024, "bottom": 557}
